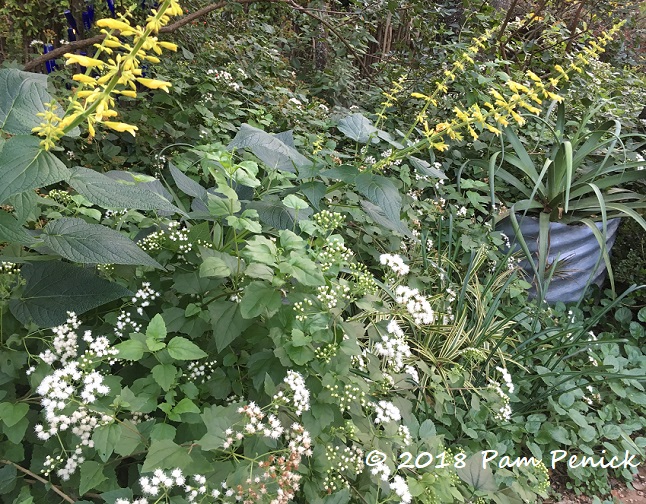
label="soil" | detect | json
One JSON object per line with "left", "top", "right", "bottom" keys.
{"left": 544, "top": 466, "right": 646, "bottom": 504}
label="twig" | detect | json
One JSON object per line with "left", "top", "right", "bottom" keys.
{"left": 23, "top": 0, "right": 275, "bottom": 72}
{"left": 282, "top": 0, "right": 382, "bottom": 88}
{"left": 0, "top": 459, "right": 75, "bottom": 503}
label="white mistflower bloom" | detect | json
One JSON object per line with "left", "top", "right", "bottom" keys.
{"left": 380, "top": 253, "right": 410, "bottom": 276}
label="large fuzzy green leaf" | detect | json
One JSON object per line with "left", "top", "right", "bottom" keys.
{"left": 0, "top": 135, "right": 70, "bottom": 204}
{"left": 0, "top": 211, "right": 33, "bottom": 245}
{"left": 337, "top": 113, "right": 377, "bottom": 143}
{"left": 354, "top": 172, "right": 402, "bottom": 223}
{"left": 0, "top": 69, "right": 57, "bottom": 134}
{"left": 68, "top": 167, "right": 182, "bottom": 213}
{"left": 228, "top": 124, "right": 311, "bottom": 172}
{"left": 41, "top": 218, "right": 162, "bottom": 268}
{"left": 9, "top": 261, "right": 131, "bottom": 327}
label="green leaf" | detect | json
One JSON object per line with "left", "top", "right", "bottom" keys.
{"left": 114, "top": 339, "right": 147, "bottom": 361}
{"left": 0, "top": 211, "right": 33, "bottom": 245}
{"left": 0, "top": 69, "right": 61, "bottom": 135}
{"left": 360, "top": 200, "right": 412, "bottom": 237}
{"left": 279, "top": 253, "right": 325, "bottom": 286}
{"left": 41, "top": 218, "right": 162, "bottom": 268}
{"left": 228, "top": 124, "right": 311, "bottom": 172}
{"left": 142, "top": 439, "right": 192, "bottom": 472}
{"left": 168, "top": 162, "right": 207, "bottom": 200}
{"left": 242, "top": 235, "right": 278, "bottom": 266}
{"left": 69, "top": 167, "right": 182, "bottom": 213}
{"left": 146, "top": 314, "right": 167, "bottom": 341}
{"left": 337, "top": 113, "right": 377, "bottom": 143}
{"left": 0, "top": 403, "right": 28, "bottom": 427}
{"left": 79, "top": 461, "right": 107, "bottom": 495}
{"left": 207, "top": 301, "right": 253, "bottom": 352}
{"left": 0, "top": 135, "right": 71, "bottom": 204}
{"left": 239, "top": 281, "right": 282, "bottom": 319}
{"left": 456, "top": 453, "right": 497, "bottom": 491}
{"left": 355, "top": 173, "right": 401, "bottom": 223}
{"left": 9, "top": 262, "right": 131, "bottom": 327}
{"left": 247, "top": 200, "right": 310, "bottom": 230}
{"left": 283, "top": 194, "right": 310, "bottom": 211}
{"left": 173, "top": 398, "right": 200, "bottom": 415}
{"left": 92, "top": 423, "right": 121, "bottom": 462}
{"left": 152, "top": 364, "right": 177, "bottom": 391}
{"left": 167, "top": 336, "right": 207, "bottom": 360}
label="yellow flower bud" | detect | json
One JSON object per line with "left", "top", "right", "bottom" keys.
{"left": 136, "top": 77, "right": 172, "bottom": 92}
{"left": 96, "top": 19, "right": 136, "bottom": 33}
{"left": 158, "top": 41, "right": 178, "bottom": 51}
{"left": 73, "top": 74, "right": 97, "bottom": 85}
{"left": 64, "top": 54, "right": 105, "bottom": 68}
{"left": 103, "top": 121, "right": 139, "bottom": 136}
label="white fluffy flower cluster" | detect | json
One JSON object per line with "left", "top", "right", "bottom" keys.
{"left": 394, "top": 285, "right": 435, "bottom": 325}
{"left": 374, "top": 320, "right": 412, "bottom": 372}
{"left": 374, "top": 400, "right": 401, "bottom": 424}
{"left": 380, "top": 253, "right": 410, "bottom": 276}
{"left": 316, "top": 283, "right": 351, "bottom": 311}
{"left": 34, "top": 312, "right": 119, "bottom": 478}
{"left": 390, "top": 475, "right": 413, "bottom": 503}
{"left": 282, "top": 370, "right": 310, "bottom": 416}
{"left": 496, "top": 366, "right": 515, "bottom": 394}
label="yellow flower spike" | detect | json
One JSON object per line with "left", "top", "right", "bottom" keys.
{"left": 526, "top": 70, "right": 541, "bottom": 82}
{"left": 118, "top": 90, "right": 138, "bottom": 98}
{"left": 554, "top": 65, "right": 569, "bottom": 81}
{"left": 96, "top": 18, "right": 135, "bottom": 33}
{"left": 485, "top": 123, "right": 502, "bottom": 135}
{"left": 136, "top": 77, "right": 172, "bottom": 92}
{"left": 444, "top": 70, "right": 456, "bottom": 80}
{"left": 145, "top": 56, "right": 161, "bottom": 64}
{"left": 435, "top": 81, "right": 447, "bottom": 93}
{"left": 73, "top": 74, "right": 97, "bottom": 85}
{"left": 453, "top": 107, "right": 469, "bottom": 123}
{"left": 103, "top": 121, "right": 139, "bottom": 136}
{"left": 511, "top": 111, "right": 525, "bottom": 126}
{"left": 158, "top": 41, "right": 178, "bottom": 51}
{"left": 146, "top": 16, "right": 163, "bottom": 33}
{"left": 64, "top": 54, "right": 105, "bottom": 68}
{"left": 468, "top": 125, "right": 478, "bottom": 140}
{"left": 431, "top": 141, "right": 449, "bottom": 152}
{"left": 411, "top": 92, "right": 428, "bottom": 100}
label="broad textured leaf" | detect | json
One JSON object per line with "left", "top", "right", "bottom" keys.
{"left": 9, "top": 261, "right": 131, "bottom": 327}
{"left": 152, "top": 363, "right": 177, "bottom": 391}
{"left": 247, "top": 200, "right": 311, "bottom": 230}
{"left": 409, "top": 156, "right": 447, "bottom": 179}
{"left": 0, "top": 211, "right": 33, "bottom": 245}
{"left": 337, "top": 113, "right": 377, "bottom": 143}
{"left": 360, "top": 200, "right": 412, "bottom": 236}
{"left": 0, "top": 135, "right": 70, "bottom": 204}
{"left": 355, "top": 173, "right": 401, "bottom": 222}
{"left": 114, "top": 339, "right": 147, "bottom": 361}
{"left": 456, "top": 453, "right": 497, "bottom": 491}
{"left": 168, "top": 162, "right": 207, "bottom": 200}
{"left": 279, "top": 253, "right": 325, "bottom": 286}
{"left": 79, "top": 461, "right": 107, "bottom": 495}
{"left": 141, "top": 439, "right": 192, "bottom": 472}
{"left": 167, "top": 336, "right": 207, "bottom": 360}
{"left": 92, "top": 423, "right": 121, "bottom": 462}
{"left": 228, "top": 124, "right": 311, "bottom": 172}
{"left": 0, "top": 69, "right": 59, "bottom": 134}
{"left": 239, "top": 281, "right": 282, "bottom": 319}
{"left": 68, "top": 167, "right": 181, "bottom": 213}
{"left": 207, "top": 301, "right": 253, "bottom": 352}
{"left": 0, "top": 402, "right": 29, "bottom": 427}
{"left": 42, "top": 218, "right": 162, "bottom": 268}
{"left": 199, "top": 256, "right": 231, "bottom": 278}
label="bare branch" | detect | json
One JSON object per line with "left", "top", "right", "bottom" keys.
{"left": 0, "top": 459, "right": 75, "bottom": 504}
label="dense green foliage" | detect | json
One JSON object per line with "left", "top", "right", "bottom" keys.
{"left": 1, "top": 1, "right": 646, "bottom": 503}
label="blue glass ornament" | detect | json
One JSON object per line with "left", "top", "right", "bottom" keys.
{"left": 67, "top": 27, "right": 77, "bottom": 42}
{"left": 44, "top": 44, "right": 56, "bottom": 73}
{"left": 64, "top": 10, "right": 78, "bottom": 30}
{"left": 82, "top": 11, "right": 91, "bottom": 30}
{"left": 106, "top": 0, "right": 115, "bottom": 17}
{"left": 87, "top": 4, "right": 95, "bottom": 23}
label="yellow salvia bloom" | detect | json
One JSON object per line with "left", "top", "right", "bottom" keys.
{"left": 136, "top": 77, "right": 172, "bottom": 92}
{"left": 158, "top": 41, "right": 178, "bottom": 51}
{"left": 103, "top": 121, "right": 139, "bottom": 136}
{"left": 73, "top": 74, "right": 98, "bottom": 85}
{"left": 64, "top": 54, "right": 105, "bottom": 68}
{"left": 96, "top": 18, "right": 138, "bottom": 35}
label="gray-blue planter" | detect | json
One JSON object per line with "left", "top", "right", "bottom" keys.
{"left": 496, "top": 215, "right": 621, "bottom": 303}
